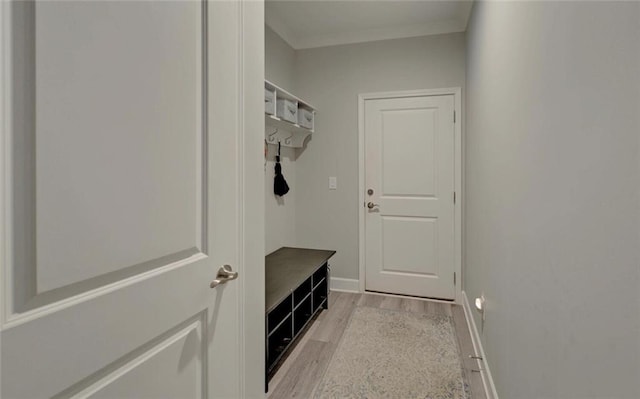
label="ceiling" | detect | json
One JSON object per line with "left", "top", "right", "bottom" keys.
{"left": 265, "top": 0, "right": 474, "bottom": 50}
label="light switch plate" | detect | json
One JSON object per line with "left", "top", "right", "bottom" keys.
{"left": 329, "top": 176, "right": 337, "bottom": 190}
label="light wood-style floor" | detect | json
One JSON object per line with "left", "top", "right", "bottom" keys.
{"left": 267, "top": 291, "right": 487, "bottom": 399}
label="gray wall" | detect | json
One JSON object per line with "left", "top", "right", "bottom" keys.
{"left": 293, "top": 34, "right": 465, "bottom": 279}
{"left": 265, "top": 25, "right": 295, "bottom": 91}
{"left": 465, "top": 2, "right": 640, "bottom": 397}
{"left": 265, "top": 25, "right": 297, "bottom": 254}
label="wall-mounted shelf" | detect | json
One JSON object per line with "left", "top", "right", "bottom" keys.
{"left": 265, "top": 115, "right": 311, "bottom": 148}
{"left": 265, "top": 80, "right": 316, "bottom": 148}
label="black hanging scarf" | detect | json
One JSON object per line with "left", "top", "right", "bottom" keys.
{"left": 274, "top": 142, "right": 290, "bottom": 196}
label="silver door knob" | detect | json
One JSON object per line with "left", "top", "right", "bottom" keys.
{"left": 367, "top": 202, "right": 379, "bottom": 209}
{"left": 210, "top": 265, "right": 238, "bottom": 288}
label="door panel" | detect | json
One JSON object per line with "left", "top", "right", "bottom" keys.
{"left": 70, "top": 316, "right": 206, "bottom": 399}
{"left": 2, "top": 257, "right": 214, "bottom": 398}
{"left": 365, "top": 95, "right": 455, "bottom": 299}
{"left": 381, "top": 108, "right": 437, "bottom": 196}
{"left": 381, "top": 216, "right": 438, "bottom": 276}
{"left": 1, "top": 1, "right": 253, "bottom": 397}
{"left": 34, "top": 0, "right": 203, "bottom": 293}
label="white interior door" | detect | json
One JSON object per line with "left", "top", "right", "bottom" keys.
{"left": 0, "top": 1, "right": 263, "bottom": 397}
{"left": 364, "top": 94, "right": 457, "bottom": 300}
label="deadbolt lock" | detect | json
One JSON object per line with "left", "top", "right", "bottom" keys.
{"left": 367, "top": 189, "right": 374, "bottom": 195}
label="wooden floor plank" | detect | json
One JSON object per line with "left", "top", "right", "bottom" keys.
{"left": 267, "top": 318, "right": 321, "bottom": 394}
{"left": 451, "top": 305, "right": 487, "bottom": 399}
{"left": 311, "top": 292, "right": 359, "bottom": 345}
{"left": 311, "top": 292, "right": 338, "bottom": 327}
{"left": 400, "top": 297, "right": 428, "bottom": 314}
{"left": 268, "top": 340, "right": 332, "bottom": 399}
{"left": 268, "top": 292, "right": 487, "bottom": 399}
{"left": 356, "top": 293, "right": 383, "bottom": 308}
{"left": 451, "top": 305, "right": 474, "bottom": 367}
{"left": 327, "top": 289, "right": 339, "bottom": 307}
{"left": 425, "top": 300, "right": 448, "bottom": 316}
{"left": 379, "top": 295, "right": 403, "bottom": 310}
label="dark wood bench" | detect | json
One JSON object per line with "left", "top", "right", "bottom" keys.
{"left": 265, "top": 247, "right": 335, "bottom": 390}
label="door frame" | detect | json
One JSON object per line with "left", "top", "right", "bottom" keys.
{"left": 239, "top": 1, "right": 266, "bottom": 396}
{"left": 0, "top": 0, "right": 265, "bottom": 396}
{"left": 357, "top": 87, "right": 463, "bottom": 304}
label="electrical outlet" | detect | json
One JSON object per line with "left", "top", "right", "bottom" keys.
{"left": 329, "top": 176, "right": 337, "bottom": 190}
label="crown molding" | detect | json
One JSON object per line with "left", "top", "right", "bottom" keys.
{"left": 265, "top": 11, "right": 300, "bottom": 49}
{"left": 265, "top": 0, "right": 473, "bottom": 50}
{"left": 266, "top": 18, "right": 466, "bottom": 50}
{"left": 304, "top": 19, "right": 466, "bottom": 49}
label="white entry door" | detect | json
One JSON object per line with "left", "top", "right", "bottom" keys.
{"left": 0, "top": 1, "right": 263, "bottom": 398}
{"left": 364, "top": 93, "right": 457, "bottom": 300}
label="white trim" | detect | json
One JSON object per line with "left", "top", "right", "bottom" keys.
{"left": 462, "top": 291, "right": 499, "bottom": 399}
{"left": 0, "top": 1, "right": 8, "bottom": 390}
{"left": 358, "top": 93, "right": 366, "bottom": 294}
{"left": 358, "top": 87, "right": 463, "bottom": 303}
{"left": 454, "top": 88, "right": 463, "bottom": 305}
{"left": 236, "top": 1, "right": 246, "bottom": 396}
{"left": 0, "top": 0, "right": 10, "bottom": 328}
{"left": 329, "top": 277, "right": 359, "bottom": 293}
{"left": 239, "top": 1, "right": 265, "bottom": 397}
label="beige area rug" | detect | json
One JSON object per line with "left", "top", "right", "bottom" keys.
{"left": 314, "top": 306, "right": 470, "bottom": 399}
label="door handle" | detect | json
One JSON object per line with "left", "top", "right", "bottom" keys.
{"left": 367, "top": 202, "right": 379, "bottom": 210}
{"left": 210, "top": 265, "right": 238, "bottom": 288}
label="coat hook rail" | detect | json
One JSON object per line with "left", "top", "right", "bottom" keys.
{"left": 268, "top": 128, "right": 278, "bottom": 142}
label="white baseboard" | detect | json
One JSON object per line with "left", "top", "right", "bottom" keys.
{"left": 329, "top": 277, "right": 360, "bottom": 293}
{"left": 461, "top": 291, "right": 499, "bottom": 399}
